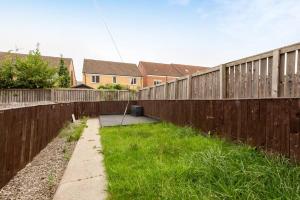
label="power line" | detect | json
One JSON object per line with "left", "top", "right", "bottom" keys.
{"left": 92, "top": 0, "right": 124, "bottom": 62}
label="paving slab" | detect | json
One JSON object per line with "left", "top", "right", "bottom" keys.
{"left": 53, "top": 118, "right": 107, "bottom": 200}
{"left": 100, "top": 114, "right": 159, "bottom": 127}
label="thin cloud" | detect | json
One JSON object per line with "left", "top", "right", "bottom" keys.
{"left": 196, "top": 0, "right": 300, "bottom": 44}
{"left": 169, "top": 0, "right": 191, "bottom": 6}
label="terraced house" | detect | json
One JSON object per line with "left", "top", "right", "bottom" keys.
{"left": 82, "top": 59, "right": 143, "bottom": 90}
{"left": 0, "top": 52, "right": 77, "bottom": 86}
{"left": 138, "top": 61, "right": 208, "bottom": 87}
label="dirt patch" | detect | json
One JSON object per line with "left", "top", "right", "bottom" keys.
{"left": 0, "top": 136, "right": 76, "bottom": 200}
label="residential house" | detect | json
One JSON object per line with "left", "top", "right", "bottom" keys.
{"left": 0, "top": 52, "right": 77, "bottom": 86}
{"left": 138, "top": 61, "right": 208, "bottom": 87}
{"left": 82, "top": 59, "right": 142, "bottom": 90}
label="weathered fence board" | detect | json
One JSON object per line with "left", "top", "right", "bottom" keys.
{"left": 177, "top": 78, "right": 189, "bottom": 99}
{"left": 138, "top": 99, "right": 300, "bottom": 161}
{"left": 139, "top": 42, "right": 300, "bottom": 100}
{"left": 0, "top": 89, "right": 136, "bottom": 105}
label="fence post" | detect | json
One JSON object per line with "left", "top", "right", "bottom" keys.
{"left": 272, "top": 50, "right": 280, "bottom": 97}
{"left": 219, "top": 64, "right": 226, "bottom": 99}
{"left": 187, "top": 75, "right": 192, "bottom": 99}
{"left": 153, "top": 86, "right": 157, "bottom": 100}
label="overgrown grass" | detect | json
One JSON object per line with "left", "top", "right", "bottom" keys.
{"left": 59, "top": 117, "right": 88, "bottom": 142}
{"left": 101, "top": 123, "right": 300, "bottom": 200}
{"left": 59, "top": 118, "right": 88, "bottom": 161}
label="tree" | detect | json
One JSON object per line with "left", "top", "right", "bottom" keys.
{"left": 0, "top": 55, "right": 16, "bottom": 88}
{"left": 58, "top": 56, "right": 71, "bottom": 88}
{"left": 14, "top": 49, "right": 57, "bottom": 88}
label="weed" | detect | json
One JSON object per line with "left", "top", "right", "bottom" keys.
{"left": 59, "top": 117, "right": 87, "bottom": 142}
{"left": 47, "top": 171, "right": 55, "bottom": 188}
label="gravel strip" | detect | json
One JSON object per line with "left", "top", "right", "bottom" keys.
{"left": 0, "top": 136, "right": 76, "bottom": 200}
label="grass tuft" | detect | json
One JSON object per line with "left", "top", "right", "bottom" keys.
{"left": 59, "top": 117, "right": 88, "bottom": 142}
{"left": 101, "top": 123, "right": 300, "bottom": 200}
{"left": 59, "top": 118, "right": 88, "bottom": 161}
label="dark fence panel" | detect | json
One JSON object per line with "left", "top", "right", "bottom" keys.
{"left": 0, "top": 101, "right": 134, "bottom": 189}
{"left": 138, "top": 99, "right": 300, "bottom": 161}
{"left": 73, "top": 101, "right": 136, "bottom": 118}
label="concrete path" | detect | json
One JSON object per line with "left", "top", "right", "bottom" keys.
{"left": 53, "top": 118, "right": 107, "bottom": 200}
{"left": 100, "top": 115, "right": 158, "bottom": 127}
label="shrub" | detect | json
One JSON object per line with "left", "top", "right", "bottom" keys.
{"left": 14, "top": 49, "right": 57, "bottom": 88}
{"left": 57, "top": 56, "right": 71, "bottom": 88}
{"left": 98, "top": 83, "right": 127, "bottom": 90}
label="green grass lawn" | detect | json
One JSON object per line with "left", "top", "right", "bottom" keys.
{"left": 100, "top": 123, "right": 300, "bottom": 200}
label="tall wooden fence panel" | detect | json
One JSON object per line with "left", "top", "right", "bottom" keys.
{"left": 0, "top": 103, "right": 73, "bottom": 189}
{"left": 0, "top": 89, "right": 136, "bottom": 105}
{"left": 139, "top": 88, "right": 149, "bottom": 100}
{"left": 167, "top": 81, "right": 176, "bottom": 100}
{"left": 225, "top": 55, "right": 274, "bottom": 99}
{"left": 155, "top": 84, "right": 165, "bottom": 100}
{"left": 138, "top": 43, "right": 300, "bottom": 100}
{"left": 54, "top": 89, "right": 101, "bottom": 102}
{"left": 191, "top": 69, "right": 220, "bottom": 99}
{"left": 0, "top": 101, "right": 136, "bottom": 189}
{"left": 0, "top": 89, "right": 52, "bottom": 103}
{"left": 177, "top": 77, "right": 189, "bottom": 99}
{"left": 278, "top": 46, "right": 300, "bottom": 97}
{"left": 149, "top": 87, "right": 155, "bottom": 100}
{"left": 138, "top": 99, "right": 300, "bottom": 162}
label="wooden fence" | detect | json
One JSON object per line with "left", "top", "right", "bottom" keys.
{"left": 0, "top": 89, "right": 137, "bottom": 104}
{"left": 138, "top": 42, "right": 300, "bottom": 100}
{"left": 0, "top": 101, "right": 136, "bottom": 189}
{"left": 138, "top": 99, "right": 300, "bottom": 162}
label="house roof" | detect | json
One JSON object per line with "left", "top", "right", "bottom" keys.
{"left": 138, "top": 61, "right": 208, "bottom": 77}
{"left": 83, "top": 59, "right": 142, "bottom": 77}
{"left": 0, "top": 52, "right": 73, "bottom": 68}
{"left": 72, "top": 83, "right": 94, "bottom": 89}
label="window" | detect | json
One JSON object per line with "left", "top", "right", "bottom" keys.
{"left": 131, "top": 77, "right": 137, "bottom": 85}
{"left": 92, "top": 75, "right": 100, "bottom": 83}
{"left": 154, "top": 80, "right": 162, "bottom": 85}
{"left": 113, "top": 76, "right": 117, "bottom": 84}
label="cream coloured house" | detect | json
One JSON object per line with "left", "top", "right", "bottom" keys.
{"left": 82, "top": 59, "right": 142, "bottom": 90}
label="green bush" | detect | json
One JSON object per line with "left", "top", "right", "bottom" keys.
{"left": 0, "top": 57, "right": 15, "bottom": 88}
{"left": 0, "top": 48, "right": 70, "bottom": 89}
{"left": 14, "top": 49, "right": 57, "bottom": 88}
{"left": 57, "top": 57, "right": 71, "bottom": 88}
{"left": 98, "top": 83, "right": 127, "bottom": 90}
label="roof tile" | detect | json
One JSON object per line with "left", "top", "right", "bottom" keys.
{"left": 139, "top": 61, "right": 208, "bottom": 77}
{"left": 83, "top": 59, "right": 141, "bottom": 77}
{"left": 0, "top": 52, "right": 72, "bottom": 68}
